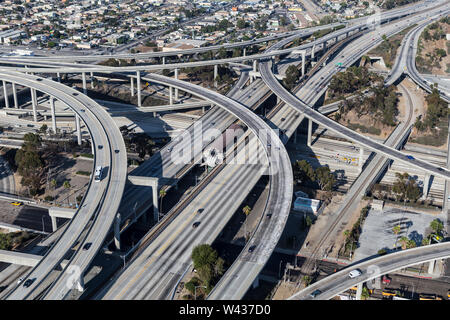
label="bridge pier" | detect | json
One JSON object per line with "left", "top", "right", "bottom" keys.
{"left": 243, "top": 47, "right": 246, "bottom": 57}
{"left": 359, "top": 146, "right": 364, "bottom": 172}
{"left": 90, "top": 72, "right": 94, "bottom": 89}
{"left": 75, "top": 114, "right": 82, "bottom": 145}
{"left": 312, "top": 44, "right": 316, "bottom": 60}
{"left": 2, "top": 80, "right": 9, "bottom": 108}
{"left": 307, "top": 118, "right": 312, "bottom": 147}
{"left": 162, "top": 56, "right": 166, "bottom": 65}
{"left": 174, "top": 68, "right": 179, "bottom": 100}
{"left": 114, "top": 213, "right": 121, "bottom": 251}
{"left": 130, "top": 76, "right": 134, "bottom": 97}
{"left": 50, "top": 96, "right": 57, "bottom": 133}
{"left": 82, "top": 72, "right": 87, "bottom": 95}
{"left": 423, "top": 174, "right": 432, "bottom": 198}
{"left": 136, "top": 71, "right": 142, "bottom": 107}
{"left": 214, "top": 65, "right": 218, "bottom": 88}
{"left": 252, "top": 275, "right": 259, "bottom": 289}
{"left": 12, "top": 82, "right": 18, "bottom": 108}
{"left": 57, "top": 72, "right": 61, "bottom": 83}
{"left": 253, "top": 60, "right": 258, "bottom": 73}
{"left": 51, "top": 216, "right": 57, "bottom": 232}
{"left": 355, "top": 283, "right": 363, "bottom": 300}
{"left": 169, "top": 86, "right": 173, "bottom": 105}
{"left": 75, "top": 274, "right": 85, "bottom": 292}
{"left": 127, "top": 176, "right": 160, "bottom": 222}
{"left": 31, "top": 88, "right": 38, "bottom": 122}
{"left": 428, "top": 259, "right": 435, "bottom": 275}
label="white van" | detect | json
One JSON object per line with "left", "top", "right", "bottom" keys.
{"left": 348, "top": 269, "right": 362, "bottom": 278}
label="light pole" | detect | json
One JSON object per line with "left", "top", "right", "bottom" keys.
{"left": 194, "top": 285, "right": 206, "bottom": 300}
{"left": 41, "top": 216, "right": 45, "bottom": 232}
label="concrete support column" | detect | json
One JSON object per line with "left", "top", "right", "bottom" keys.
{"left": 152, "top": 185, "right": 159, "bottom": 222}
{"left": 51, "top": 216, "right": 57, "bottom": 232}
{"left": 114, "top": 213, "right": 121, "bottom": 251}
{"left": 294, "top": 128, "right": 297, "bottom": 143}
{"left": 82, "top": 72, "right": 87, "bottom": 95}
{"left": 169, "top": 86, "right": 173, "bottom": 105}
{"left": 2, "top": 80, "right": 9, "bottom": 108}
{"left": 31, "top": 88, "right": 38, "bottom": 122}
{"left": 243, "top": 47, "right": 246, "bottom": 57}
{"left": 130, "top": 76, "right": 134, "bottom": 97}
{"left": 75, "top": 275, "right": 85, "bottom": 292}
{"left": 312, "top": 44, "right": 316, "bottom": 59}
{"left": 174, "top": 68, "right": 179, "bottom": 100}
{"left": 50, "top": 96, "right": 57, "bottom": 134}
{"left": 136, "top": 71, "right": 142, "bottom": 107}
{"left": 428, "top": 260, "right": 435, "bottom": 275}
{"left": 12, "top": 82, "right": 18, "bottom": 109}
{"left": 423, "top": 174, "right": 432, "bottom": 198}
{"left": 162, "top": 56, "right": 166, "bottom": 65}
{"left": 307, "top": 118, "right": 312, "bottom": 147}
{"left": 90, "top": 72, "right": 94, "bottom": 89}
{"left": 75, "top": 114, "right": 82, "bottom": 145}
{"left": 356, "top": 283, "right": 363, "bottom": 300}
{"left": 359, "top": 146, "right": 364, "bottom": 172}
{"left": 253, "top": 60, "right": 258, "bottom": 73}
{"left": 214, "top": 65, "right": 218, "bottom": 88}
{"left": 301, "top": 51, "right": 306, "bottom": 77}
{"left": 57, "top": 72, "right": 61, "bottom": 83}
{"left": 252, "top": 275, "right": 259, "bottom": 289}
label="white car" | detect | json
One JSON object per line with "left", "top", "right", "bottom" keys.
{"left": 348, "top": 269, "right": 362, "bottom": 278}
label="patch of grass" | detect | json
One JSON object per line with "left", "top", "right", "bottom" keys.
{"left": 76, "top": 170, "right": 91, "bottom": 176}
{"left": 347, "top": 122, "right": 381, "bottom": 135}
{"left": 79, "top": 153, "right": 93, "bottom": 158}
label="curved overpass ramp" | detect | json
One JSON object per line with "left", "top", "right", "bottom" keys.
{"left": 0, "top": 72, "right": 127, "bottom": 300}
{"left": 288, "top": 242, "right": 450, "bottom": 300}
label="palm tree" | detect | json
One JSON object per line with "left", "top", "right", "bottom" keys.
{"left": 392, "top": 225, "right": 401, "bottom": 235}
{"left": 343, "top": 230, "right": 350, "bottom": 238}
{"left": 159, "top": 189, "right": 166, "bottom": 214}
{"left": 63, "top": 180, "right": 71, "bottom": 190}
{"left": 242, "top": 205, "right": 251, "bottom": 216}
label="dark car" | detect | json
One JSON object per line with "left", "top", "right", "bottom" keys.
{"left": 310, "top": 289, "right": 321, "bottom": 298}
{"left": 83, "top": 242, "right": 92, "bottom": 250}
{"left": 192, "top": 221, "right": 201, "bottom": 229}
{"left": 115, "top": 149, "right": 120, "bottom": 153}
{"left": 23, "top": 278, "right": 36, "bottom": 288}
{"left": 248, "top": 245, "right": 257, "bottom": 253}
{"left": 406, "top": 155, "right": 414, "bottom": 160}
{"left": 98, "top": 145, "right": 103, "bottom": 150}
{"left": 266, "top": 213, "right": 272, "bottom": 219}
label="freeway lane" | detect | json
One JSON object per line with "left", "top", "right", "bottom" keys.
{"left": 0, "top": 72, "right": 126, "bottom": 300}
{"left": 96, "top": 72, "right": 293, "bottom": 300}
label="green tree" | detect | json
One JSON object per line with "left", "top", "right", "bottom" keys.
{"left": 191, "top": 244, "right": 224, "bottom": 289}
{"left": 293, "top": 159, "right": 315, "bottom": 184}
{"left": 283, "top": 65, "right": 300, "bottom": 90}
{"left": 63, "top": 180, "right": 71, "bottom": 189}
{"left": 242, "top": 205, "right": 251, "bottom": 217}
{"left": 430, "top": 219, "right": 444, "bottom": 235}
{"left": 236, "top": 19, "right": 246, "bottom": 29}
{"left": 392, "top": 225, "right": 401, "bottom": 235}
{"left": 315, "top": 166, "right": 335, "bottom": 191}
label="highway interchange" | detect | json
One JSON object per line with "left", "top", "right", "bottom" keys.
{"left": 0, "top": 0, "right": 448, "bottom": 300}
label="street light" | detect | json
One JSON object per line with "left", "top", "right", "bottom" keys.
{"left": 194, "top": 285, "right": 206, "bottom": 300}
